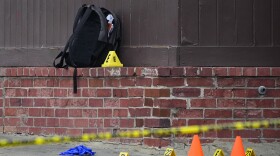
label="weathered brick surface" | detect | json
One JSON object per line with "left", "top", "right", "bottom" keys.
{"left": 0, "top": 67, "right": 280, "bottom": 147}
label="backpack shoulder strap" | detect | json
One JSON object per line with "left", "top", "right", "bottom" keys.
{"left": 53, "top": 6, "right": 94, "bottom": 68}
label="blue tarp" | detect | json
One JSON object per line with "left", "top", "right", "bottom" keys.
{"left": 59, "top": 145, "right": 96, "bottom": 156}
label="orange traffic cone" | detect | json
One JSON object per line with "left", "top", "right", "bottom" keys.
{"left": 231, "top": 136, "right": 245, "bottom": 156}
{"left": 188, "top": 135, "right": 204, "bottom": 156}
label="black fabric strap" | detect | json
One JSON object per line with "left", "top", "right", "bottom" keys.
{"left": 73, "top": 68, "right": 78, "bottom": 93}
{"left": 53, "top": 6, "right": 93, "bottom": 68}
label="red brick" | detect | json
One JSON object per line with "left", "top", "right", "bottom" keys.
{"left": 90, "top": 68, "right": 97, "bottom": 77}
{"left": 247, "top": 99, "right": 274, "bottom": 108}
{"left": 232, "top": 89, "right": 258, "bottom": 98}
{"left": 113, "top": 89, "right": 128, "bottom": 97}
{"left": 204, "top": 89, "right": 232, "bottom": 97}
{"left": 4, "top": 118, "right": 20, "bottom": 126}
{"left": 145, "top": 89, "right": 170, "bottom": 97}
{"left": 266, "top": 89, "right": 280, "bottom": 97}
{"left": 120, "top": 119, "right": 134, "bottom": 128}
{"left": 257, "top": 67, "right": 271, "bottom": 76}
{"left": 60, "top": 119, "right": 74, "bottom": 127}
{"left": 175, "top": 109, "right": 203, "bottom": 118}
{"left": 272, "top": 67, "right": 280, "bottom": 76}
{"left": 74, "top": 119, "right": 89, "bottom": 127}
{"left": 145, "top": 98, "right": 154, "bottom": 107}
{"left": 263, "top": 110, "right": 280, "bottom": 118}
{"left": 205, "top": 109, "right": 232, "bottom": 118}
{"left": 55, "top": 128, "right": 67, "bottom": 135}
{"left": 276, "top": 99, "right": 280, "bottom": 108}
{"left": 113, "top": 109, "right": 128, "bottom": 117}
{"left": 247, "top": 78, "right": 275, "bottom": 87}
{"left": 120, "top": 98, "right": 144, "bottom": 107}
{"left": 59, "top": 79, "right": 72, "bottom": 87}
{"left": 96, "top": 89, "right": 111, "bottom": 97}
{"left": 129, "top": 108, "right": 151, "bottom": 117}
{"left": 263, "top": 129, "right": 280, "bottom": 138}
{"left": 34, "top": 118, "right": 46, "bottom": 127}
{"left": 73, "top": 99, "right": 89, "bottom": 107}
{"left": 29, "top": 108, "right": 42, "bottom": 117}
{"left": 5, "top": 108, "right": 17, "bottom": 116}
{"left": 136, "top": 67, "right": 158, "bottom": 77}
{"left": 89, "top": 99, "right": 103, "bottom": 107}
{"left": 89, "top": 119, "right": 103, "bottom": 127}
{"left": 154, "top": 78, "right": 185, "bottom": 87}
{"left": 7, "top": 98, "right": 22, "bottom": 107}
{"left": 69, "top": 109, "right": 83, "bottom": 117}
{"left": 83, "top": 128, "right": 98, "bottom": 134}
{"left": 217, "top": 78, "right": 246, "bottom": 87}
{"left": 42, "top": 108, "right": 55, "bottom": 117}
{"left": 6, "top": 88, "right": 27, "bottom": 97}
{"left": 7, "top": 79, "right": 21, "bottom": 87}
{"left": 104, "top": 68, "right": 122, "bottom": 77}
{"left": 136, "top": 119, "right": 144, "bottom": 127}
{"left": 234, "top": 130, "right": 261, "bottom": 138}
{"left": 217, "top": 99, "right": 245, "bottom": 108}
{"left": 104, "top": 98, "right": 120, "bottom": 107}
{"left": 228, "top": 67, "right": 243, "bottom": 76}
{"left": 185, "top": 67, "right": 199, "bottom": 76}
{"left": 97, "top": 68, "right": 105, "bottom": 77}
{"left": 21, "top": 79, "right": 33, "bottom": 87}
{"left": 29, "top": 127, "right": 42, "bottom": 135}
{"left": 172, "top": 119, "right": 186, "bottom": 127}
{"left": 145, "top": 119, "right": 170, "bottom": 128}
{"left": 136, "top": 78, "right": 152, "bottom": 86}
{"left": 152, "top": 109, "right": 171, "bottom": 117}
{"left": 98, "top": 109, "right": 112, "bottom": 117}
{"left": 198, "top": 67, "right": 213, "bottom": 76}
{"left": 171, "top": 68, "right": 185, "bottom": 76}
{"left": 55, "top": 109, "right": 68, "bottom": 117}
{"left": 41, "top": 88, "right": 53, "bottom": 97}
{"left": 89, "top": 79, "right": 103, "bottom": 87}
{"left": 243, "top": 68, "right": 257, "bottom": 76}
{"left": 82, "top": 109, "right": 97, "bottom": 117}
{"left": 154, "top": 99, "right": 186, "bottom": 108}
{"left": 127, "top": 67, "right": 136, "bottom": 76}
{"left": 233, "top": 109, "right": 262, "bottom": 118}
{"left": 172, "top": 88, "right": 200, "bottom": 97}
{"left": 188, "top": 119, "right": 215, "bottom": 126}
{"left": 17, "top": 68, "right": 23, "bottom": 76}
{"left": 67, "top": 129, "right": 83, "bottom": 136}
{"left": 158, "top": 67, "right": 171, "bottom": 76}
{"left": 120, "top": 78, "right": 136, "bottom": 87}
{"left": 104, "top": 119, "right": 119, "bottom": 127}
{"left": 105, "top": 79, "right": 120, "bottom": 87}
{"left": 54, "top": 89, "right": 68, "bottom": 97}
{"left": 191, "top": 99, "right": 216, "bottom": 108}
{"left": 213, "top": 67, "right": 227, "bottom": 76}
{"left": 217, "top": 130, "right": 233, "bottom": 138}
{"left": 187, "top": 78, "right": 214, "bottom": 87}
{"left": 128, "top": 88, "right": 143, "bottom": 97}
{"left": 28, "top": 89, "right": 41, "bottom": 97}
{"left": 143, "top": 138, "right": 170, "bottom": 147}
{"left": 82, "top": 89, "right": 96, "bottom": 97}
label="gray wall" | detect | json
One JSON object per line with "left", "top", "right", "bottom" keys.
{"left": 0, "top": 0, "right": 279, "bottom": 67}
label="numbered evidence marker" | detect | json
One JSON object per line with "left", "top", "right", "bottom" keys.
{"left": 245, "top": 148, "right": 256, "bottom": 156}
{"left": 119, "top": 152, "right": 129, "bottom": 156}
{"left": 164, "top": 148, "right": 176, "bottom": 156}
{"left": 213, "top": 149, "right": 225, "bottom": 156}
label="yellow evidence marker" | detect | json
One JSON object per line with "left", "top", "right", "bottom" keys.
{"left": 119, "top": 152, "right": 129, "bottom": 156}
{"left": 102, "top": 51, "right": 123, "bottom": 67}
{"left": 164, "top": 148, "right": 176, "bottom": 156}
{"left": 245, "top": 148, "right": 256, "bottom": 156}
{"left": 213, "top": 149, "right": 225, "bottom": 156}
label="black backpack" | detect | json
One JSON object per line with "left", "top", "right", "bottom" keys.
{"left": 53, "top": 4, "right": 121, "bottom": 93}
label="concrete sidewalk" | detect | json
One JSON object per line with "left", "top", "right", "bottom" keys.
{"left": 0, "top": 133, "right": 279, "bottom": 156}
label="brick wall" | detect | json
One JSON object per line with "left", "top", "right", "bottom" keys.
{"left": 0, "top": 67, "right": 280, "bottom": 147}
